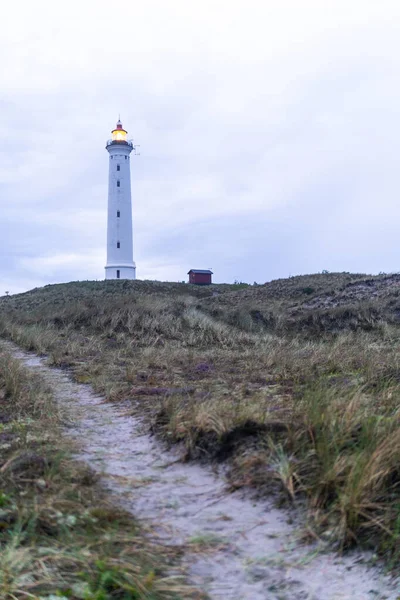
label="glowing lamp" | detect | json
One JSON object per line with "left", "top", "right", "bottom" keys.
{"left": 111, "top": 119, "right": 128, "bottom": 142}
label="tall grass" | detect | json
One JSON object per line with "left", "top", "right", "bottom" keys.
{"left": 3, "top": 276, "right": 400, "bottom": 559}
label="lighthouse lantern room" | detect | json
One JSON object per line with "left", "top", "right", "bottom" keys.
{"left": 105, "top": 120, "right": 137, "bottom": 280}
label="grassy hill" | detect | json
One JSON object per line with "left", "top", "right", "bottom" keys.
{"left": 2, "top": 273, "right": 400, "bottom": 561}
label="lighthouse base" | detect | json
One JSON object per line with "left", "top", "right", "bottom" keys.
{"left": 105, "top": 264, "right": 136, "bottom": 280}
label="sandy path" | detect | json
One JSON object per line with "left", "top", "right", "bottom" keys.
{"left": 6, "top": 342, "right": 399, "bottom": 600}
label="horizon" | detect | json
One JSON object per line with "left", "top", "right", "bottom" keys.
{"left": 3, "top": 268, "right": 399, "bottom": 299}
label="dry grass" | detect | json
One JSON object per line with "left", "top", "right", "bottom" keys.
{"left": 0, "top": 350, "right": 201, "bottom": 599}
{"left": 2, "top": 275, "right": 400, "bottom": 562}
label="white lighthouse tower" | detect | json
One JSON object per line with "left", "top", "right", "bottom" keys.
{"left": 105, "top": 119, "right": 137, "bottom": 280}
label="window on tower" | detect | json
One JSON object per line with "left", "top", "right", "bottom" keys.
{"left": 117, "top": 270, "right": 120, "bottom": 279}
{"left": 117, "top": 165, "right": 120, "bottom": 171}
{"left": 117, "top": 241, "right": 120, "bottom": 248}
{"left": 117, "top": 180, "right": 120, "bottom": 187}
{"left": 117, "top": 211, "right": 120, "bottom": 217}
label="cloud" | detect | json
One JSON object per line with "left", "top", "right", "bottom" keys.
{"left": 1, "top": 0, "right": 400, "bottom": 293}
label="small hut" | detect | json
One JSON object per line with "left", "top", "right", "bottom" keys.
{"left": 188, "top": 269, "right": 213, "bottom": 285}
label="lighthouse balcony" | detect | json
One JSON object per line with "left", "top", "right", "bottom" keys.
{"left": 106, "top": 139, "right": 133, "bottom": 149}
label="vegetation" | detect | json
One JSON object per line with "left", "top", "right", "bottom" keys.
{"left": 2, "top": 273, "right": 400, "bottom": 563}
{"left": 0, "top": 350, "right": 198, "bottom": 599}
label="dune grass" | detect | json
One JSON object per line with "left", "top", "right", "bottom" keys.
{"left": 2, "top": 276, "right": 400, "bottom": 562}
{"left": 0, "top": 349, "right": 199, "bottom": 600}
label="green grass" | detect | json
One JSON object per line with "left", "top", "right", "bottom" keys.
{"left": 2, "top": 275, "right": 400, "bottom": 562}
{"left": 0, "top": 350, "right": 199, "bottom": 600}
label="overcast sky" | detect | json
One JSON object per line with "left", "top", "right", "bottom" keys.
{"left": 1, "top": 0, "right": 400, "bottom": 292}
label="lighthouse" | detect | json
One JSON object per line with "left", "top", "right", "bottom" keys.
{"left": 105, "top": 119, "right": 137, "bottom": 280}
